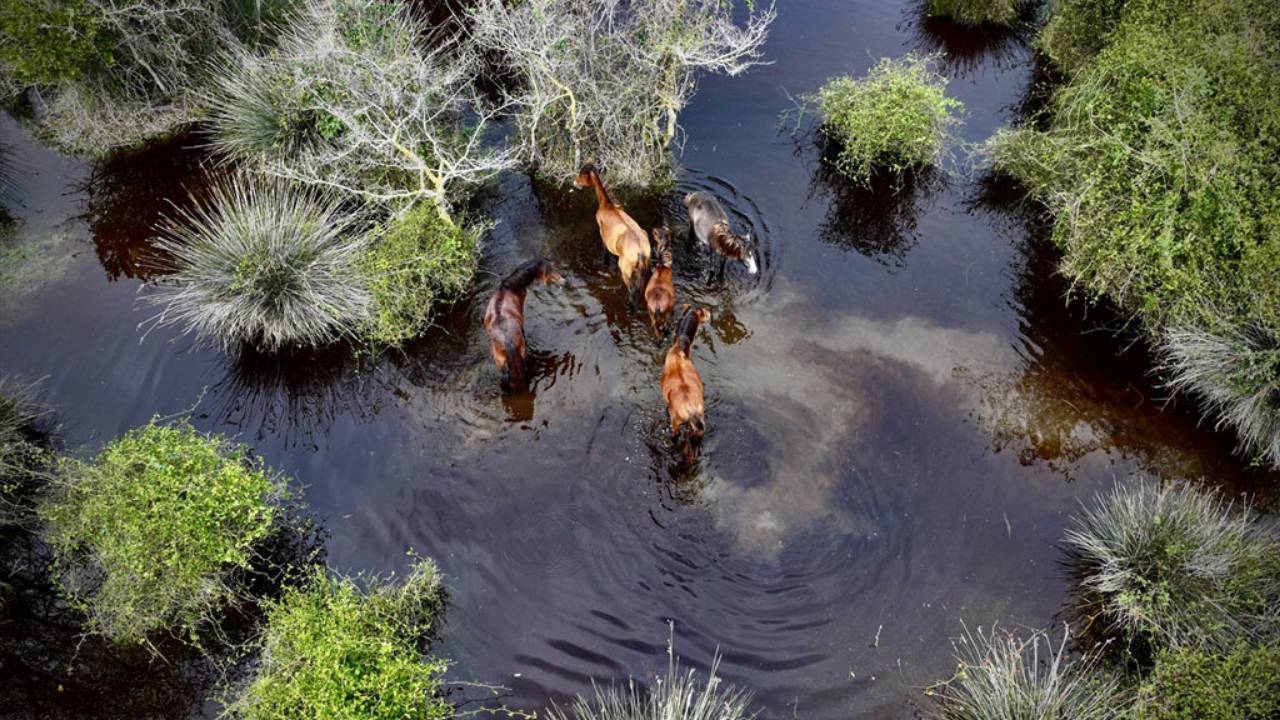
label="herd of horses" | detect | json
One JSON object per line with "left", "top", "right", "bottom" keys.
{"left": 483, "top": 163, "right": 758, "bottom": 451}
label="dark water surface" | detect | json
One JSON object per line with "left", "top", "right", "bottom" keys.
{"left": 1, "top": 1, "right": 1275, "bottom": 718}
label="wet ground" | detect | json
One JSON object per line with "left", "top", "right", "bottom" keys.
{"left": 1, "top": 1, "right": 1276, "bottom": 718}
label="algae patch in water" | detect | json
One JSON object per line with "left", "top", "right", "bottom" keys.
{"left": 0, "top": 221, "right": 87, "bottom": 325}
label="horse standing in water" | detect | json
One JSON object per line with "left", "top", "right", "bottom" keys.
{"left": 661, "top": 305, "right": 710, "bottom": 443}
{"left": 574, "top": 163, "right": 651, "bottom": 303}
{"left": 644, "top": 226, "right": 676, "bottom": 338}
{"left": 484, "top": 259, "right": 563, "bottom": 394}
{"left": 684, "top": 191, "right": 758, "bottom": 276}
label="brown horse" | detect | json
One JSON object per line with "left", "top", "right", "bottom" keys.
{"left": 483, "top": 258, "right": 563, "bottom": 393}
{"left": 574, "top": 163, "right": 651, "bottom": 301}
{"left": 661, "top": 305, "right": 710, "bottom": 440}
{"left": 644, "top": 226, "right": 676, "bottom": 338}
{"left": 684, "top": 191, "right": 758, "bottom": 275}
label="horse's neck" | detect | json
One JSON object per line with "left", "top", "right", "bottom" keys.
{"left": 590, "top": 173, "right": 615, "bottom": 210}
{"left": 502, "top": 264, "right": 542, "bottom": 296}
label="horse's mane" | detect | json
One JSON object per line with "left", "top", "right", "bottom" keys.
{"left": 584, "top": 164, "right": 622, "bottom": 207}
{"left": 501, "top": 258, "right": 548, "bottom": 293}
{"left": 652, "top": 229, "right": 672, "bottom": 266}
{"left": 711, "top": 221, "right": 747, "bottom": 255}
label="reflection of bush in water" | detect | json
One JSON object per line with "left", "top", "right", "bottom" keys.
{"left": 809, "top": 139, "right": 942, "bottom": 265}
{"left": 907, "top": 1, "right": 1035, "bottom": 78}
{"left": 82, "top": 132, "right": 215, "bottom": 281}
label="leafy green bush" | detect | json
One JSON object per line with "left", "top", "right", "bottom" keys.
{"left": 39, "top": 419, "right": 289, "bottom": 646}
{"left": 1136, "top": 644, "right": 1280, "bottom": 720}
{"left": 927, "top": 625, "right": 1129, "bottom": 720}
{"left": 359, "top": 202, "right": 478, "bottom": 347}
{"left": 990, "top": 0, "right": 1280, "bottom": 468}
{"left": 0, "top": 0, "right": 111, "bottom": 85}
{"left": 224, "top": 559, "right": 451, "bottom": 720}
{"left": 149, "top": 175, "right": 371, "bottom": 352}
{"left": 1037, "top": 0, "right": 1129, "bottom": 75}
{"left": 1063, "top": 480, "right": 1280, "bottom": 653}
{"left": 813, "top": 54, "right": 963, "bottom": 185}
{"left": 926, "top": 0, "right": 1022, "bottom": 27}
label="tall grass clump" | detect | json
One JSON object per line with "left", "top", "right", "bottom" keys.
{"left": 926, "top": 0, "right": 1024, "bottom": 27}
{"left": 359, "top": 201, "right": 478, "bottom": 347}
{"left": 468, "top": 0, "right": 775, "bottom": 188}
{"left": 1160, "top": 325, "right": 1280, "bottom": 469}
{"left": 928, "top": 625, "right": 1129, "bottom": 720}
{"left": 223, "top": 559, "right": 451, "bottom": 720}
{"left": 0, "top": 377, "right": 54, "bottom": 524}
{"left": 988, "top": 0, "right": 1280, "bottom": 469}
{"left": 38, "top": 419, "right": 289, "bottom": 646}
{"left": 810, "top": 55, "right": 963, "bottom": 185}
{"left": 207, "top": 0, "right": 515, "bottom": 223}
{"left": 548, "top": 641, "right": 756, "bottom": 720}
{"left": 1135, "top": 643, "right": 1280, "bottom": 720}
{"left": 148, "top": 176, "right": 371, "bottom": 352}
{"left": 1064, "top": 480, "right": 1280, "bottom": 653}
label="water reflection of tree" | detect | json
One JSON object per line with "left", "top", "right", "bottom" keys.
{"left": 804, "top": 135, "right": 943, "bottom": 268}
{"left": 901, "top": 1, "right": 1036, "bottom": 79}
{"left": 81, "top": 133, "right": 216, "bottom": 282}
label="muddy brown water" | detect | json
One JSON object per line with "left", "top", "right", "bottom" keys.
{"left": 1, "top": 2, "right": 1276, "bottom": 718}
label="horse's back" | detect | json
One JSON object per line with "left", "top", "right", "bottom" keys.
{"left": 684, "top": 191, "right": 728, "bottom": 243}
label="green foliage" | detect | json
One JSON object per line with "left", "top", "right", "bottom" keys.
{"left": 359, "top": 202, "right": 478, "bottom": 347}
{"left": 1064, "top": 480, "right": 1280, "bottom": 653}
{"left": 1037, "top": 0, "right": 1128, "bottom": 75}
{"left": 149, "top": 175, "right": 372, "bottom": 352}
{"left": 38, "top": 419, "right": 288, "bottom": 646}
{"left": 1136, "top": 644, "right": 1280, "bottom": 720}
{"left": 928, "top": 625, "right": 1129, "bottom": 720}
{"left": 224, "top": 559, "right": 452, "bottom": 720}
{"left": 992, "top": 0, "right": 1280, "bottom": 468}
{"left": 926, "top": 0, "right": 1022, "bottom": 27}
{"left": 0, "top": 0, "right": 112, "bottom": 85}
{"left": 813, "top": 54, "right": 963, "bottom": 185}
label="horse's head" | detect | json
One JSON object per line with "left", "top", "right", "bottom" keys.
{"left": 537, "top": 259, "right": 564, "bottom": 284}
{"left": 741, "top": 233, "right": 758, "bottom": 275}
{"left": 573, "top": 163, "right": 597, "bottom": 189}
{"left": 651, "top": 225, "right": 673, "bottom": 265}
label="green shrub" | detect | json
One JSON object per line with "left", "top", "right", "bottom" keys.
{"left": 149, "top": 175, "right": 372, "bottom": 352}
{"left": 927, "top": 625, "right": 1129, "bottom": 720}
{"left": 359, "top": 202, "right": 478, "bottom": 347}
{"left": 1037, "top": 0, "right": 1128, "bottom": 75}
{"left": 224, "top": 559, "right": 451, "bottom": 720}
{"left": 813, "top": 54, "right": 963, "bottom": 185}
{"left": 0, "top": 0, "right": 111, "bottom": 85}
{"left": 1063, "top": 480, "right": 1280, "bottom": 653}
{"left": 991, "top": 0, "right": 1280, "bottom": 468}
{"left": 1136, "top": 644, "right": 1280, "bottom": 720}
{"left": 39, "top": 419, "right": 288, "bottom": 646}
{"left": 926, "top": 0, "right": 1022, "bottom": 27}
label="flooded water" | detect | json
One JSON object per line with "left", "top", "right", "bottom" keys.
{"left": 1, "top": 1, "right": 1275, "bottom": 718}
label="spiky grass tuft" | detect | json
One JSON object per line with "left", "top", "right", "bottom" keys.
{"left": 929, "top": 624, "right": 1129, "bottom": 720}
{"left": 1064, "top": 480, "right": 1280, "bottom": 653}
{"left": 148, "top": 175, "right": 371, "bottom": 352}
{"left": 1160, "top": 324, "right": 1280, "bottom": 468}
{"left": 926, "top": 0, "right": 1022, "bottom": 27}
{"left": 0, "top": 376, "right": 54, "bottom": 523}
{"left": 549, "top": 639, "right": 756, "bottom": 720}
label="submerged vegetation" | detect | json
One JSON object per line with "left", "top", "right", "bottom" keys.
{"left": 469, "top": 0, "right": 775, "bottom": 188}
{"left": 928, "top": 625, "right": 1129, "bottom": 720}
{"left": 810, "top": 55, "right": 963, "bottom": 185}
{"left": 224, "top": 559, "right": 451, "bottom": 720}
{"left": 989, "top": 0, "right": 1280, "bottom": 469}
{"left": 38, "top": 419, "right": 290, "bottom": 646}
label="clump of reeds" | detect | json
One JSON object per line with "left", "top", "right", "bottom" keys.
{"left": 148, "top": 175, "right": 371, "bottom": 352}
{"left": 929, "top": 624, "right": 1129, "bottom": 720}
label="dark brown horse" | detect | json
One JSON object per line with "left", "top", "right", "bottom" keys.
{"left": 574, "top": 163, "right": 651, "bottom": 302}
{"left": 661, "top": 305, "right": 710, "bottom": 440}
{"left": 483, "top": 258, "right": 563, "bottom": 393}
{"left": 644, "top": 226, "right": 676, "bottom": 338}
{"left": 684, "top": 191, "right": 758, "bottom": 275}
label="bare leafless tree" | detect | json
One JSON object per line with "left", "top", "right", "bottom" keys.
{"left": 468, "top": 0, "right": 775, "bottom": 187}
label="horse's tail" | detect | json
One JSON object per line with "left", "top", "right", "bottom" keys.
{"left": 502, "top": 338, "right": 525, "bottom": 393}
